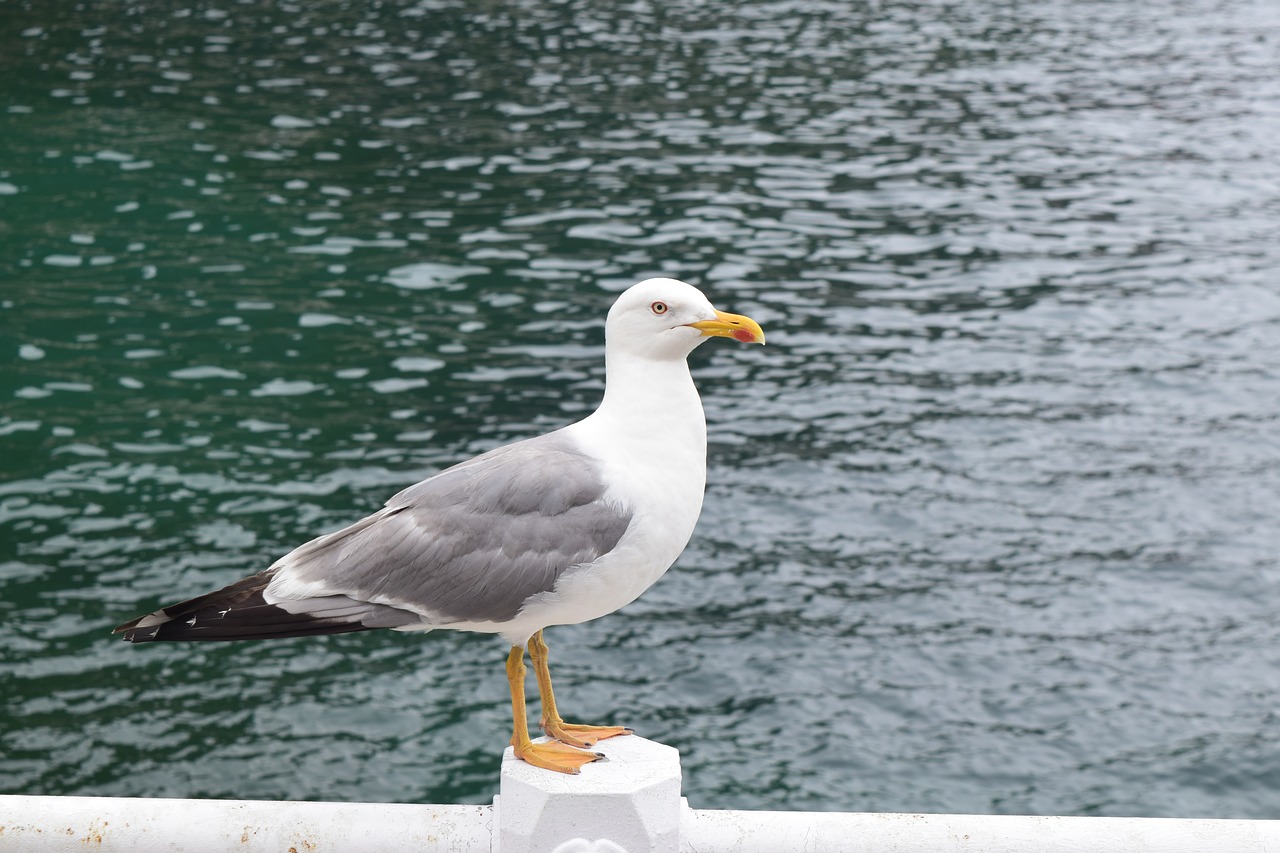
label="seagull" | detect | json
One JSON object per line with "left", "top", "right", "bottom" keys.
{"left": 114, "top": 278, "right": 765, "bottom": 774}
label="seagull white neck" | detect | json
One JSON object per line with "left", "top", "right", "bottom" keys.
{"left": 564, "top": 350, "right": 709, "bottom": 583}
{"left": 569, "top": 352, "right": 708, "bottom": 488}
{"left": 602, "top": 354, "right": 705, "bottom": 446}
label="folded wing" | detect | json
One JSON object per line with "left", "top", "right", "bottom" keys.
{"left": 114, "top": 432, "right": 633, "bottom": 643}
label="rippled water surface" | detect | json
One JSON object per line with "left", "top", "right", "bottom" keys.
{"left": 3, "top": 0, "right": 1279, "bottom": 818}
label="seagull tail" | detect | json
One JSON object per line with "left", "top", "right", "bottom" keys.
{"left": 112, "top": 570, "right": 382, "bottom": 643}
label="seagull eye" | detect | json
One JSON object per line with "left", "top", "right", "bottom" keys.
{"left": 650, "top": 301, "right": 668, "bottom": 315}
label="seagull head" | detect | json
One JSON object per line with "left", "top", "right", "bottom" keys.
{"left": 606, "top": 278, "right": 765, "bottom": 361}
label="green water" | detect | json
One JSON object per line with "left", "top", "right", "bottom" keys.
{"left": 3, "top": 0, "right": 1280, "bottom": 817}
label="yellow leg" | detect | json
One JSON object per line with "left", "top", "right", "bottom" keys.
{"left": 506, "top": 644, "right": 603, "bottom": 774}
{"left": 528, "top": 630, "right": 632, "bottom": 749}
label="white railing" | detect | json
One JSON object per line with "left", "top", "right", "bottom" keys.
{"left": 1, "top": 736, "right": 1276, "bottom": 852}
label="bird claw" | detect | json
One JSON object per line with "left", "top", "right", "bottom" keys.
{"left": 541, "top": 720, "right": 634, "bottom": 749}
{"left": 514, "top": 738, "right": 607, "bottom": 774}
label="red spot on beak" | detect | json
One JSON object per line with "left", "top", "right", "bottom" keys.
{"left": 732, "top": 328, "right": 757, "bottom": 343}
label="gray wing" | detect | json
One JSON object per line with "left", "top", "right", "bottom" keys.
{"left": 271, "top": 430, "right": 633, "bottom": 624}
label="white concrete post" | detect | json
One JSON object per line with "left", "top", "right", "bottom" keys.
{"left": 495, "top": 736, "right": 683, "bottom": 853}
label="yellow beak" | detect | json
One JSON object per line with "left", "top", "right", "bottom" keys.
{"left": 687, "top": 309, "right": 766, "bottom": 345}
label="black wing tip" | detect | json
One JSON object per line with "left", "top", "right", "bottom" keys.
{"left": 112, "top": 610, "right": 184, "bottom": 643}
{"left": 112, "top": 612, "right": 163, "bottom": 642}
{"left": 112, "top": 571, "right": 382, "bottom": 644}
{"left": 113, "top": 618, "right": 369, "bottom": 643}
{"left": 112, "top": 571, "right": 275, "bottom": 643}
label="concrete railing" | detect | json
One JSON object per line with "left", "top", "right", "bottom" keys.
{"left": 2, "top": 736, "right": 1277, "bottom": 852}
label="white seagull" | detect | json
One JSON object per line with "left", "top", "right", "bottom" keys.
{"left": 115, "top": 278, "right": 765, "bottom": 774}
